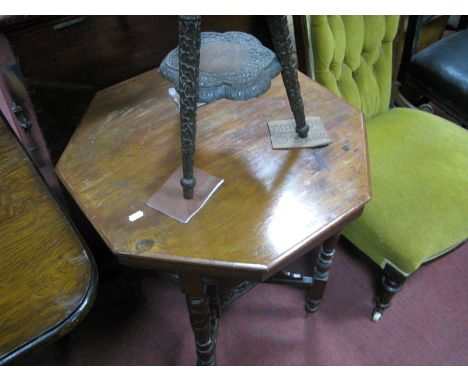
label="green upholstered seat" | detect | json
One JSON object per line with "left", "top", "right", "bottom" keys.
{"left": 345, "top": 108, "right": 468, "bottom": 275}
{"left": 310, "top": 16, "right": 468, "bottom": 276}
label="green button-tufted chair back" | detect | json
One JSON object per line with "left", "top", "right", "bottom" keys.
{"left": 310, "top": 16, "right": 400, "bottom": 121}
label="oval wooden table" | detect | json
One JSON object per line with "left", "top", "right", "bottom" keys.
{"left": 0, "top": 118, "right": 97, "bottom": 365}
{"left": 56, "top": 70, "right": 370, "bottom": 365}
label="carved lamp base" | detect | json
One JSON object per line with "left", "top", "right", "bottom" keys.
{"left": 160, "top": 31, "right": 282, "bottom": 103}
{"left": 147, "top": 166, "right": 224, "bottom": 223}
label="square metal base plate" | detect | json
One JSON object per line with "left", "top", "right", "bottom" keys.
{"left": 146, "top": 166, "right": 224, "bottom": 224}
{"left": 267, "top": 117, "right": 331, "bottom": 149}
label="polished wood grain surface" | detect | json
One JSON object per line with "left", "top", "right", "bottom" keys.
{"left": 0, "top": 118, "right": 94, "bottom": 361}
{"left": 57, "top": 70, "right": 370, "bottom": 280}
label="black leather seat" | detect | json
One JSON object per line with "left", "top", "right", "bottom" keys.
{"left": 406, "top": 29, "right": 468, "bottom": 126}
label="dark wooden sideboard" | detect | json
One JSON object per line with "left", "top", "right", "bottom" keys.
{"left": 1, "top": 16, "right": 272, "bottom": 164}
{"left": 0, "top": 116, "right": 98, "bottom": 364}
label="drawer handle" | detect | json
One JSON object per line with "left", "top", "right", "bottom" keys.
{"left": 11, "top": 101, "right": 32, "bottom": 133}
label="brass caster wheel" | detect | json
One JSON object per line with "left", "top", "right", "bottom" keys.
{"left": 419, "top": 103, "right": 433, "bottom": 113}
{"left": 371, "top": 309, "right": 382, "bottom": 322}
{"left": 305, "top": 300, "right": 318, "bottom": 313}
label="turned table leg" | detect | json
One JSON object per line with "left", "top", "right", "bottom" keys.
{"left": 122, "top": 267, "right": 146, "bottom": 305}
{"left": 178, "top": 16, "right": 201, "bottom": 199}
{"left": 180, "top": 274, "right": 217, "bottom": 366}
{"left": 306, "top": 233, "right": 340, "bottom": 313}
{"left": 267, "top": 15, "right": 309, "bottom": 138}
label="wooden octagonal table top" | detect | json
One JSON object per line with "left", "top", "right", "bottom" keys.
{"left": 56, "top": 70, "right": 370, "bottom": 280}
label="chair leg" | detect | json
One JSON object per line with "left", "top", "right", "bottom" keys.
{"left": 305, "top": 233, "right": 340, "bottom": 313}
{"left": 371, "top": 272, "right": 406, "bottom": 322}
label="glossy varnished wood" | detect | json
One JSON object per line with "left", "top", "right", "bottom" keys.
{"left": 0, "top": 118, "right": 96, "bottom": 363}
{"left": 57, "top": 70, "right": 370, "bottom": 280}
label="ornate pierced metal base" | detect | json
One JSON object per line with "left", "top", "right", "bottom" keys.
{"left": 146, "top": 165, "right": 223, "bottom": 223}
{"left": 161, "top": 32, "right": 281, "bottom": 103}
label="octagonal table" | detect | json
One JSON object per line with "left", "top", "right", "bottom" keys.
{"left": 56, "top": 70, "right": 370, "bottom": 365}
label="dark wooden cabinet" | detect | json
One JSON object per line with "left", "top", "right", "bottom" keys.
{"left": 1, "top": 16, "right": 271, "bottom": 163}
